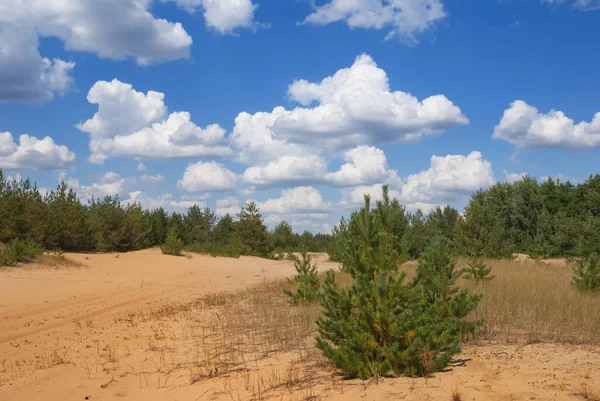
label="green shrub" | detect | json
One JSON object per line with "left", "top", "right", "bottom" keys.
{"left": 160, "top": 230, "right": 184, "bottom": 256}
{"left": 571, "top": 253, "right": 600, "bottom": 292}
{"left": 463, "top": 257, "right": 495, "bottom": 282}
{"left": 284, "top": 250, "right": 321, "bottom": 305}
{"left": 0, "top": 238, "right": 44, "bottom": 266}
{"left": 316, "top": 191, "right": 482, "bottom": 379}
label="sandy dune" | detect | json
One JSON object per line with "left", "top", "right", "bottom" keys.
{"left": 0, "top": 249, "right": 598, "bottom": 401}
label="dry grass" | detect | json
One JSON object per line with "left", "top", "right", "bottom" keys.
{"left": 462, "top": 258, "right": 600, "bottom": 344}
{"left": 35, "top": 253, "right": 85, "bottom": 268}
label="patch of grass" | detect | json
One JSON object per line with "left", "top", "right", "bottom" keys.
{"left": 0, "top": 238, "right": 44, "bottom": 267}
{"left": 463, "top": 258, "right": 600, "bottom": 344}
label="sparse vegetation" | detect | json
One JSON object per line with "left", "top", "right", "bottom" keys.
{"left": 160, "top": 230, "right": 184, "bottom": 256}
{"left": 463, "top": 257, "right": 495, "bottom": 282}
{"left": 0, "top": 170, "right": 331, "bottom": 256}
{"left": 571, "top": 253, "right": 600, "bottom": 292}
{"left": 284, "top": 250, "right": 321, "bottom": 305}
{"left": 0, "top": 238, "right": 43, "bottom": 266}
{"left": 316, "top": 188, "right": 482, "bottom": 379}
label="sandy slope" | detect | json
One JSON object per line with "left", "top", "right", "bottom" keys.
{"left": 0, "top": 250, "right": 598, "bottom": 401}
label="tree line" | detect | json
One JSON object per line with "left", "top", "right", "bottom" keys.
{"left": 0, "top": 170, "right": 330, "bottom": 258}
{"left": 2, "top": 169, "right": 599, "bottom": 259}
{"left": 329, "top": 174, "right": 600, "bottom": 260}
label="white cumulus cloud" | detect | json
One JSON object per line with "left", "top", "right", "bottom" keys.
{"left": 177, "top": 161, "right": 238, "bottom": 192}
{"left": 216, "top": 196, "right": 240, "bottom": 216}
{"left": 400, "top": 151, "right": 495, "bottom": 205}
{"left": 493, "top": 100, "right": 600, "bottom": 150}
{"left": 77, "top": 79, "right": 232, "bottom": 163}
{"left": 242, "top": 155, "right": 327, "bottom": 186}
{"left": 166, "top": 0, "right": 259, "bottom": 33}
{"left": 257, "top": 186, "right": 331, "bottom": 214}
{"left": 302, "top": 0, "right": 447, "bottom": 44}
{"left": 231, "top": 54, "right": 467, "bottom": 164}
{"left": 503, "top": 170, "right": 528, "bottom": 184}
{"left": 0, "top": 131, "right": 75, "bottom": 170}
{"left": 325, "top": 145, "right": 402, "bottom": 187}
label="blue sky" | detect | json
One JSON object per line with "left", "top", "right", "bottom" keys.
{"left": 1, "top": 0, "right": 599, "bottom": 233}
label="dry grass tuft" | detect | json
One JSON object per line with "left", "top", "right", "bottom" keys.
{"left": 462, "top": 258, "right": 600, "bottom": 344}
{"left": 451, "top": 388, "right": 463, "bottom": 401}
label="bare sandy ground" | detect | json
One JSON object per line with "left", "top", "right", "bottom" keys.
{"left": 0, "top": 249, "right": 598, "bottom": 401}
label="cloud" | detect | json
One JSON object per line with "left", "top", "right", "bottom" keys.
{"left": 216, "top": 196, "right": 240, "bottom": 216}
{"left": 242, "top": 155, "right": 327, "bottom": 186}
{"left": 77, "top": 79, "right": 232, "bottom": 163}
{"left": 503, "top": 170, "right": 527, "bottom": 184}
{"left": 493, "top": 100, "right": 600, "bottom": 150}
{"left": 137, "top": 163, "right": 148, "bottom": 173}
{"left": 140, "top": 174, "right": 165, "bottom": 186}
{"left": 257, "top": 186, "right": 332, "bottom": 214}
{"left": 339, "top": 151, "right": 495, "bottom": 212}
{"left": 231, "top": 54, "right": 467, "bottom": 164}
{"left": 340, "top": 183, "right": 402, "bottom": 208}
{"left": 301, "top": 0, "right": 447, "bottom": 44}
{"left": 66, "top": 172, "right": 129, "bottom": 202}
{"left": 400, "top": 151, "right": 495, "bottom": 205}
{"left": 0, "top": 23, "right": 75, "bottom": 103}
{"left": 0, "top": 131, "right": 76, "bottom": 170}
{"left": 177, "top": 161, "right": 238, "bottom": 192}
{"left": 325, "top": 145, "right": 402, "bottom": 187}
{"left": 0, "top": 0, "right": 192, "bottom": 64}
{"left": 542, "top": 0, "right": 600, "bottom": 11}
{"left": 126, "top": 191, "right": 209, "bottom": 211}
{"left": 166, "top": 0, "right": 259, "bottom": 33}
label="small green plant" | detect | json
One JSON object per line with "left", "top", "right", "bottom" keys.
{"left": 284, "top": 250, "right": 321, "bottom": 305}
{"left": 160, "top": 230, "right": 184, "bottom": 256}
{"left": 316, "top": 190, "right": 483, "bottom": 380}
{"left": 463, "top": 257, "right": 495, "bottom": 282}
{"left": 0, "top": 238, "right": 44, "bottom": 266}
{"left": 571, "top": 253, "right": 600, "bottom": 292}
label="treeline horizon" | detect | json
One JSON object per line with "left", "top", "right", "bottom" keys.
{"left": 329, "top": 174, "right": 600, "bottom": 260}
{"left": 1, "top": 169, "right": 599, "bottom": 259}
{"left": 0, "top": 169, "right": 330, "bottom": 258}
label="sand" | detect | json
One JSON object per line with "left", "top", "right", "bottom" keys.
{"left": 1, "top": 249, "right": 598, "bottom": 401}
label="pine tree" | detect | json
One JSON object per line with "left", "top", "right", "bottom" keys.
{"left": 571, "top": 253, "right": 600, "bottom": 292}
{"left": 236, "top": 201, "right": 271, "bottom": 257}
{"left": 463, "top": 257, "right": 495, "bottom": 282}
{"left": 284, "top": 250, "right": 321, "bottom": 305}
{"left": 161, "top": 229, "right": 184, "bottom": 256}
{"left": 317, "top": 187, "right": 482, "bottom": 379}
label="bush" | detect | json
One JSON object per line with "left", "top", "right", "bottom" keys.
{"left": 316, "top": 192, "right": 482, "bottom": 379}
{"left": 160, "top": 230, "right": 184, "bottom": 256}
{"left": 284, "top": 250, "right": 321, "bottom": 305}
{"left": 463, "top": 257, "right": 494, "bottom": 282}
{"left": 571, "top": 253, "right": 600, "bottom": 292}
{"left": 0, "top": 238, "right": 44, "bottom": 266}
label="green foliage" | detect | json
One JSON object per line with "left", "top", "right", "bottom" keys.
{"left": 284, "top": 250, "right": 321, "bottom": 305}
{"left": 0, "top": 238, "right": 44, "bottom": 267}
{"left": 316, "top": 187, "right": 482, "bottom": 379}
{"left": 0, "top": 169, "right": 331, "bottom": 257}
{"left": 185, "top": 242, "right": 241, "bottom": 258}
{"left": 236, "top": 201, "right": 272, "bottom": 257}
{"left": 160, "top": 230, "right": 184, "bottom": 256}
{"left": 571, "top": 253, "right": 600, "bottom": 292}
{"left": 463, "top": 257, "right": 495, "bottom": 282}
